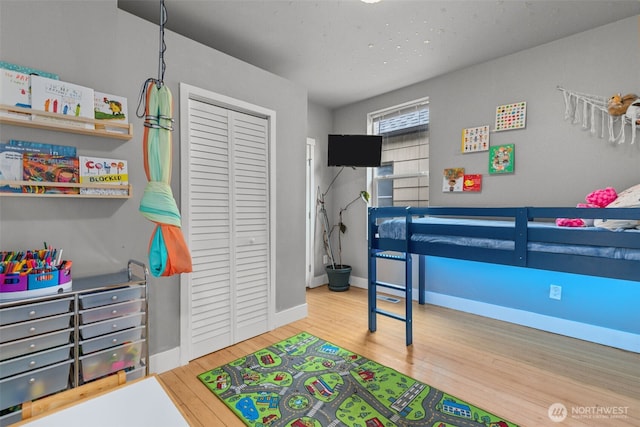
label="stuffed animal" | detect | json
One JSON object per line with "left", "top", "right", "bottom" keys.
{"left": 626, "top": 98, "right": 640, "bottom": 125}
{"left": 585, "top": 187, "right": 617, "bottom": 207}
{"left": 607, "top": 93, "right": 638, "bottom": 116}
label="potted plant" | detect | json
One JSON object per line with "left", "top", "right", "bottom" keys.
{"left": 317, "top": 177, "right": 369, "bottom": 291}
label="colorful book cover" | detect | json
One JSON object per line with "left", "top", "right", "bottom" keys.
{"left": 93, "top": 91, "right": 129, "bottom": 134}
{"left": 0, "top": 62, "right": 58, "bottom": 120}
{"left": 8, "top": 140, "right": 77, "bottom": 157}
{"left": 488, "top": 144, "right": 515, "bottom": 174}
{"left": 79, "top": 156, "right": 128, "bottom": 196}
{"left": 0, "top": 144, "right": 23, "bottom": 193}
{"left": 23, "top": 153, "right": 79, "bottom": 194}
{"left": 463, "top": 174, "right": 482, "bottom": 192}
{"left": 442, "top": 167, "right": 465, "bottom": 192}
{"left": 0, "top": 69, "right": 32, "bottom": 119}
{"left": 30, "top": 75, "right": 95, "bottom": 129}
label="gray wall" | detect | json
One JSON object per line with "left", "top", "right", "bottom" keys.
{"left": 331, "top": 15, "right": 640, "bottom": 280}
{"left": 0, "top": 1, "right": 307, "bottom": 355}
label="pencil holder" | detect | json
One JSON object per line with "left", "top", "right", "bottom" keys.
{"left": 0, "top": 273, "right": 28, "bottom": 292}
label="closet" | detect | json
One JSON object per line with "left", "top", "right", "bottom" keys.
{"left": 179, "top": 84, "right": 275, "bottom": 361}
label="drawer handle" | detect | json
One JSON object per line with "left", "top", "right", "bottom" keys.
{"left": 29, "top": 310, "right": 37, "bottom": 316}
{"left": 29, "top": 361, "right": 37, "bottom": 367}
{"left": 112, "top": 324, "right": 118, "bottom": 329}
{"left": 111, "top": 296, "right": 118, "bottom": 301}
{"left": 29, "top": 344, "right": 36, "bottom": 349}
{"left": 112, "top": 353, "right": 118, "bottom": 358}
{"left": 112, "top": 338, "right": 118, "bottom": 343}
{"left": 111, "top": 309, "right": 118, "bottom": 315}
{"left": 29, "top": 327, "right": 37, "bottom": 333}
{"left": 29, "top": 378, "right": 36, "bottom": 384}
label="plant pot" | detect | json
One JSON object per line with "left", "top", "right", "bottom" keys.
{"left": 325, "top": 264, "right": 351, "bottom": 292}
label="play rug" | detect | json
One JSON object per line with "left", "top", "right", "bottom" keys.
{"left": 198, "top": 332, "right": 518, "bottom": 427}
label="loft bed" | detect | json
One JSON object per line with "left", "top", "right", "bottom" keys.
{"left": 367, "top": 206, "right": 640, "bottom": 345}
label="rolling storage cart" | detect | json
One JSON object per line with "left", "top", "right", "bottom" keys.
{"left": 0, "top": 260, "right": 148, "bottom": 426}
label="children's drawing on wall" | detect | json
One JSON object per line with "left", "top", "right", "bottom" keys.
{"left": 443, "top": 167, "right": 465, "bottom": 192}
{"left": 461, "top": 125, "right": 490, "bottom": 153}
{"left": 488, "top": 144, "right": 514, "bottom": 174}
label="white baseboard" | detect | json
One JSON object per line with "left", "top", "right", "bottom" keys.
{"left": 273, "top": 301, "right": 308, "bottom": 328}
{"left": 353, "top": 279, "right": 639, "bottom": 353}
{"left": 149, "top": 346, "right": 182, "bottom": 374}
{"left": 426, "top": 291, "right": 639, "bottom": 353}
{"left": 149, "top": 302, "right": 309, "bottom": 373}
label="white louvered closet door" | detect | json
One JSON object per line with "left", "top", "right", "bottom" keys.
{"left": 185, "top": 99, "right": 270, "bottom": 360}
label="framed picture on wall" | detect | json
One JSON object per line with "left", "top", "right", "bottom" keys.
{"left": 488, "top": 144, "right": 515, "bottom": 174}
{"left": 495, "top": 102, "right": 526, "bottom": 131}
{"left": 461, "top": 125, "right": 490, "bottom": 153}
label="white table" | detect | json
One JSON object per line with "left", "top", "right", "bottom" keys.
{"left": 15, "top": 376, "right": 190, "bottom": 427}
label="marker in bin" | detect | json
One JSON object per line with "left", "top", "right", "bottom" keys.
{"left": 59, "top": 260, "right": 72, "bottom": 270}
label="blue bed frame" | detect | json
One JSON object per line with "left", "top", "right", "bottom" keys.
{"left": 367, "top": 206, "right": 640, "bottom": 345}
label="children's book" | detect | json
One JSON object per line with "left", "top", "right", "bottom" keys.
{"left": 23, "top": 153, "right": 79, "bottom": 194}
{"left": 30, "top": 76, "right": 94, "bottom": 129}
{"left": 442, "top": 167, "right": 465, "bottom": 192}
{"left": 0, "top": 61, "right": 59, "bottom": 80}
{"left": 0, "top": 62, "right": 59, "bottom": 120}
{"left": 0, "top": 144, "right": 23, "bottom": 193}
{"left": 79, "top": 156, "right": 128, "bottom": 196}
{"left": 0, "top": 69, "right": 32, "bottom": 120}
{"left": 8, "top": 140, "right": 77, "bottom": 157}
{"left": 463, "top": 174, "right": 482, "bottom": 192}
{"left": 94, "top": 91, "right": 129, "bottom": 134}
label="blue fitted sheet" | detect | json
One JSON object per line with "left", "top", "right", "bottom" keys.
{"left": 377, "top": 216, "right": 640, "bottom": 261}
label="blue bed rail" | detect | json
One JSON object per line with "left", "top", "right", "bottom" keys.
{"left": 367, "top": 206, "right": 640, "bottom": 345}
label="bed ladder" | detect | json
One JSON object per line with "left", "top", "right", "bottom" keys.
{"left": 368, "top": 250, "right": 427, "bottom": 346}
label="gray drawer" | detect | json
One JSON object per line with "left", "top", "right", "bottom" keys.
{"left": 79, "top": 312, "right": 145, "bottom": 340}
{"left": 79, "top": 286, "right": 143, "bottom": 310}
{"left": 79, "top": 299, "right": 144, "bottom": 325}
{"left": 0, "top": 408, "right": 22, "bottom": 427}
{"left": 80, "top": 339, "right": 143, "bottom": 382}
{"left": 0, "top": 328, "right": 72, "bottom": 362}
{"left": 0, "top": 297, "right": 72, "bottom": 326}
{"left": 80, "top": 326, "right": 145, "bottom": 355}
{"left": 0, "top": 312, "right": 72, "bottom": 344}
{"left": 0, "top": 359, "right": 71, "bottom": 409}
{"left": 0, "top": 343, "right": 72, "bottom": 379}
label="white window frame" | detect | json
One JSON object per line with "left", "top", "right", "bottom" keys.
{"left": 366, "top": 97, "right": 430, "bottom": 207}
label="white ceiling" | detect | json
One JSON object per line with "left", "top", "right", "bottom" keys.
{"left": 118, "top": 0, "right": 640, "bottom": 109}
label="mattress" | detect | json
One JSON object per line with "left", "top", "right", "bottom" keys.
{"left": 376, "top": 216, "right": 640, "bottom": 261}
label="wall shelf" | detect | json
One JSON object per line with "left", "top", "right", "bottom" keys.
{"left": 0, "top": 181, "right": 131, "bottom": 199}
{"left": 0, "top": 104, "right": 133, "bottom": 141}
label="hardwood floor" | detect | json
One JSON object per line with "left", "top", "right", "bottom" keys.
{"left": 159, "top": 286, "right": 640, "bottom": 427}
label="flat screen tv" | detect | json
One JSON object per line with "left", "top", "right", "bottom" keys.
{"left": 327, "top": 134, "right": 382, "bottom": 167}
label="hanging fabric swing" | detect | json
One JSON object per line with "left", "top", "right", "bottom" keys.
{"left": 137, "top": 1, "right": 192, "bottom": 277}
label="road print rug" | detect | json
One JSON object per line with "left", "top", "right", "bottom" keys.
{"left": 198, "top": 332, "right": 518, "bottom": 427}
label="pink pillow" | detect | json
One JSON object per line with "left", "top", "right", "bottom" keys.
{"left": 585, "top": 187, "right": 617, "bottom": 207}
{"left": 555, "top": 218, "right": 585, "bottom": 227}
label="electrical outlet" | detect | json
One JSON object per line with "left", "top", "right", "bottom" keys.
{"left": 549, "top": 284, "right": 562, "bottom": 300}
{"left": 323, "top": 255, "right": 329, "bottom": 265}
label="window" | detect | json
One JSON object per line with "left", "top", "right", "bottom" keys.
{"left": 368, "top": 98, "right": 429, "bottom": 207}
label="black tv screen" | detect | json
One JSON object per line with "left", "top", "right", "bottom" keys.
{"left": 327, "top": 134, "right": 382, "bottom": 167}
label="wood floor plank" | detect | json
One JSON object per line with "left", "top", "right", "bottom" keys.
{"left": 159, "top": 286, "right": 640, "bottom": 426}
